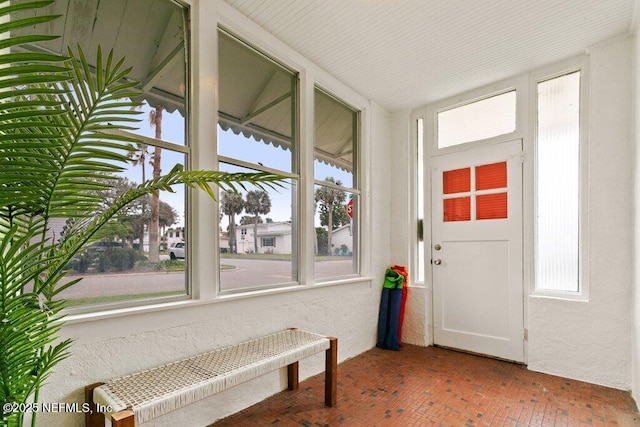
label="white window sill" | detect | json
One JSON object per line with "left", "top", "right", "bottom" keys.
{"left": 529, "top": 290, "right": 589, "bottom": 302}
{"left": 62, "top": 276, "right": 375, "bottom": 326}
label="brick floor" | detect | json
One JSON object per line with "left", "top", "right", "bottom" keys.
{"left": 211, "top": 345, "right": 640, "bottom": 426}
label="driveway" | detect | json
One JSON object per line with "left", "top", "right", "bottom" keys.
{"left": 59, "top": 257, "right": 356, "bottom": 299}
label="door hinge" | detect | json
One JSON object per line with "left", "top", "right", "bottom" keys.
{"left": 520, "top": 151, "right": 525, "bottom": 164}
{"left": 524, "top": 328, "right": 528, "bottom": 341}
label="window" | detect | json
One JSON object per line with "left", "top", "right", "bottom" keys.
{"left": 16, "top": 0, "right": 191, "bottom": 308}
{"left": 437, "top": 91, "right": 516, "bottom": 148}
{"left": 261, "top": 237, "right": 275, "bottom": 247}
{"left": 441, "top": 162, "right": 508, "bottom": 222}
{"left": 217, "top": 30, "right": 298, "bottom": 291}
{"left": 416, "top": 117, "right": 425, "bottom": 283}
{"left": 314, "top": 88, "right": 359, "bottom": 279}
{"left": 535, "top": 71, "right": 581, "bottom": 293}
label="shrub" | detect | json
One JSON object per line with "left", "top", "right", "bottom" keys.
{"left": 96, "top": 248, "right": 137, "bottom": 272}
{"left": 72, "top": 254, "right": 93, "bottom": 273}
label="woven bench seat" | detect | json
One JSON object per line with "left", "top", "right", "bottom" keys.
{"left": 85, "top": 329, "right": 337, "bottom": 426}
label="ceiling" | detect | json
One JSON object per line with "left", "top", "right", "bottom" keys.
{"left": 224, "top": 0, "right": 636, "bottom": 111}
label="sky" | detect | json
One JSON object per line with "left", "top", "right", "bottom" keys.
{"left": 122, "top": 103, "right": 354, "bottom": 229}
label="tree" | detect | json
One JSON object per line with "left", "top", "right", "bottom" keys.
{"left": 244, "top": 190, "right": 271, "bottom": 253}
{"left": 221, "top": 191, "right": 244, "bottom": 253}
{"left": 148, "top": 106, "right": 164, "bottom": 263}
{"left": 315, "top": 177, "right": 348, "bottom": 255}
{"left": 240, "top": 215, "right": 262, "bottom": 226}
{"left": 315, "top": 227, "right": 328, "bottom": 256}
{"left": 158, "top": 199, "right": 177, "bottom": 231}
{"left": 102, "top": 177, "right": 144, "bottom": 250}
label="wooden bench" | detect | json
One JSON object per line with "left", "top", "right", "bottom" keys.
{"left": 85, "top": 329, "right": 337, "bottom": 426}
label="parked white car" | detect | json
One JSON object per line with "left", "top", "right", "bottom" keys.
{"left": 169, "top": 242, "right": 185, "bottom": 260}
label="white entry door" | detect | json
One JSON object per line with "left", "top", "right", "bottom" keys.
{"left": 431, "top": 140, "right": 523, "bottom": 362}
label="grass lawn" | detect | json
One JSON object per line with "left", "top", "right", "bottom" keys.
{"left": 221, "top": 253, "right": 350, "bottom": 262}
{"left": 65, "top": 291, "right": 185, "bottom": 307}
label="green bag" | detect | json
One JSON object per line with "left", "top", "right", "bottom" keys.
{"left": 382, "top": 268, "right": 403, "bottom": 289}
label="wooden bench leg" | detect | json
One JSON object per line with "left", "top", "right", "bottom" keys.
{"left": 85, "top": 382, "right": 106, "bottom": 427}
{"left": 325, "top": 337, "right": 337, "bottom": 407}
{"left": 112, "top": 409, "right": 135, "bottom": 427}
{"left": 287, "top": 361, "right": 299, "bottom": 390}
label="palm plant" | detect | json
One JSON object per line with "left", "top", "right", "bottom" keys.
{"left": 0, "top": 3, "right": 282, "bottom": 426}
{"left": 315, "top": 177, "right": 347, "bottom": 255}
{"left": 220, "top": 191, "right": 244, "bottom": 253}
{"left": 244, "top": 190, "right": 272, "bottom": 253}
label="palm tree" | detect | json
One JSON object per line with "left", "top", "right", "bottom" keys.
{"left": 315, "top": 177, "right": 347, "bottom": 255}
{"left": 127, "top": 142, "right": 150, "bottom": 182}
{"left": 244, "top": 190, "right": 271, "bottom": 253}
{"left": 148, "top": 106, "right": 163, "bottom": 263}
{"left": 0, "top": 8, "right": 284, "bottom": 423}
{"left": 127, "top": 142, "right": 150, "bottom": 253}
{"left": 221, "top": 191, "right": 244, "bottom": 253}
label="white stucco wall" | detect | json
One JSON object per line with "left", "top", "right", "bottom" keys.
{"left": 35, "top": 3, "right": 394, "bottom": 426}
{"left": 632, "top": 17, "right": 640, "bottom": 404}
{"left": 528, "top": 37, "right": 633, "bottom": 390}
{"left": 38, "top": 98, "right": 392, "bottom": 425}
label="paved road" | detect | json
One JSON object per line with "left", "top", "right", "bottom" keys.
{"left": 59, "top": 258, "right": 356, "bottom": 299}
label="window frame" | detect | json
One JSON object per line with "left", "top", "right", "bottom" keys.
{"left": 313, "top": 85, "right": 362, "bottom": 282}
{"left": 216, "top": 27, "right": 301, "bottom": 293}
{"left": 529, "top": 56, "right": 590, "bottom": 301}
{"left": 413, "top": 115, "right": 426, "bottom": 285}
{"left": 61, "top": 0, "right": 371, "bottom": 319}
{"left": 436, "top": 90, "right": 518, "bottom": 149}
{"left": 60, "top": 0, "right": 193, "bottom": 315}
{"left": 428, "top": 76, "right": 526, "bottom": 156}
{"left": 205, "top": 5, "right": 368, "bottom": 297}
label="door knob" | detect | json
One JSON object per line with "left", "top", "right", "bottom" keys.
{"left": 433, "top": 259, "right": 442, "bottom": 265}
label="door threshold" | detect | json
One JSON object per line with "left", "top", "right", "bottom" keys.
{"left": 433, "top": 344, "right": 526, "bottom": 366}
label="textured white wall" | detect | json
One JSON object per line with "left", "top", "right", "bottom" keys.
{"left": 35, "top": 16, "right": 395, "bottom": 427}
{"left": 37, "top": 102, "right": 392, "bottom": 427}
{"left": 40, "top": 282, "right": 385, "bottom": 426}
{"left": 528, "top": 37, "right": 633, "bottom": 390}
{"left": 632, "top": 17, "right": 640, "bottom": 403}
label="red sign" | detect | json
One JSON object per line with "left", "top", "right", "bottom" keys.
{"left": 346, "top": 198, "right": 353, "bottom": 219}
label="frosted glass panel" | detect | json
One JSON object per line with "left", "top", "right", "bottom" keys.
{"left": 536, "top": 72, "right": 580, "bottom": 292}
{"left": 416, "top": 118, "right": 425, "bottom": 283}
{"left": 438, "top": 91, "right": 516, "bottom": 148}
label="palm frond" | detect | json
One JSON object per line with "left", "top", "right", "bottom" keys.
{"left": 43, "top": 167, "right": 285, "bottom": 296}
{"left": 0, "top": 3, "right": 288, "bottom": 423}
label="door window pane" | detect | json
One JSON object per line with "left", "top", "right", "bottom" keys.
{"left": 476, "top": 162, "right": 507, "bottom": 190}
{"left": 443, "top": 168, "right": 471, "bottom": 194}
{"left": 536, "top": 72, "right": 580, "bottom": 292}
{"left": 444, "top": 197, "right": 471, "bottom": 222}
{"left": 476, "top": 193, "right": 508, "bottom": 220}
